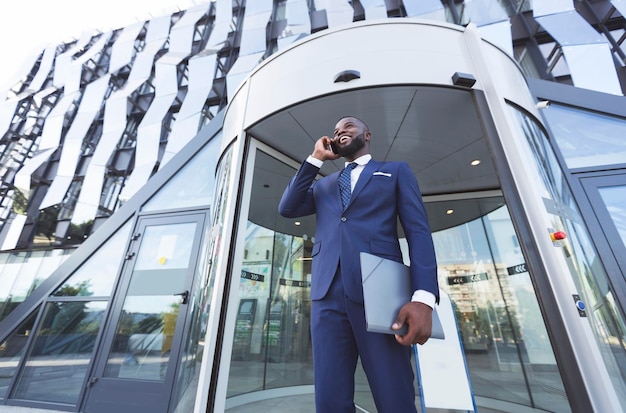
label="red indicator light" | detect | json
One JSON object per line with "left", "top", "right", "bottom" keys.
{"left": 550, "top": 231, "right": 567, "bottom": 241}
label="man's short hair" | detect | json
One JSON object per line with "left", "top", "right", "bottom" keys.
{"left": 337, "top": 116, "right": 370, "bottom": 132}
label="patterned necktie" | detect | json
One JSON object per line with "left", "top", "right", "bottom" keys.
{"left": 339, "top": 162, "right": 357, "bottom": 210}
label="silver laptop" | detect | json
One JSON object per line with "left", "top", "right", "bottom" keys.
{"left": 360, "top": 252, "right": 445, "bottom": 339}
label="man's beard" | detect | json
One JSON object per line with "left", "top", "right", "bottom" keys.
{"left": 337, "top": 132, "right": 366, "bottom": 157}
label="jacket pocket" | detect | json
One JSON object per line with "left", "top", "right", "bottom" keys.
{"left": 369, "top": 239, "right": 402, "bottom": 261}
{"left": 312, "top": 241, "right": 321, "bottom": 257}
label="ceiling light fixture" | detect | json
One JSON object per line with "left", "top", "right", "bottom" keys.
{"left": 470, "top": 159, "right": 481, "bottom": 166}
{"left": 446, "top": 209, "right": 454, "bottom": 215}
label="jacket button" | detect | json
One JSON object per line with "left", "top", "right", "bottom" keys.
{"left": 341, "top": 217, "right": 347, "bottom": 222}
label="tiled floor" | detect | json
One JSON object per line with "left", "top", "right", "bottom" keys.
{"left": 225, "top": 393, "right": 547, "bottom": 413}
{"left": 0, "top": 394, "right": 554, "bottom": 413}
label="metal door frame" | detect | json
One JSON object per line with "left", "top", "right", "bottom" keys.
{"left": 82, "top": 211, "right": 207, "bottom": 413}
{"left": 580, "top": 173, "right": 626, "bottom": 289}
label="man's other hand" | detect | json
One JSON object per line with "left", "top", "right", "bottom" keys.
{"left": 392, "top": 302, "right": 433, "bottom": 346}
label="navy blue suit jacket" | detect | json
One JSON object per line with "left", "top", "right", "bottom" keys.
{"left": 279, "top": 159, "right": 438, "bottom": 304}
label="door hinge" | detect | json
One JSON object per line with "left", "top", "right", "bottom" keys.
{"left": 88, "top": 377, "right": 99, "bottom": 387}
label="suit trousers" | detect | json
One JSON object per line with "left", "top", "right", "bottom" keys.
{"left": 310, "top": 267, "right": 418, "bottom": 413}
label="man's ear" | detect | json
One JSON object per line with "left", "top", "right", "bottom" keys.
{"left": 365, "top": 131, "right": 371, "bottom": 141}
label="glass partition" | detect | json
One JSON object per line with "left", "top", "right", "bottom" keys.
{"left": 597, "top": 185, "right": 626, "bottom": 249}
{"left": 431, "top": 199, "right": 568, "bottom": 412}
{"left": 225, "top": 146, "right": 571, "bottom": 412}
{"left": 170, "top": 144, "right": 234, "bottom": 413}
{"left": 142, "top": 137, "right": 220, "bottom": 212}
{"left": 53, "top": 221, "right": 132, "bottom": 297}
{"left": 169, "top": 139, "right": 227, "bottom": 413}
{"left": 0, "top": 308, "right": 39, "bottom": 399}
{"left": 509, "top": 104, "right": 626, "bottom": 410}
{"left": 227, "top": 150, "right": 316, "bottom": 399}
{"left": 11, "top": 301, "right": 108, "bottom": 405}
{"left": 540, "top": 103, "right": 626, "bottom": 169}
{"left": 0, "top": 249, "right": 72, "bottom": 322}
{"left": 170, "top": 220, "right": 215, "bottom": 413}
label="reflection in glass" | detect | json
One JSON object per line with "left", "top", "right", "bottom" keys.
{"left": 511, "top": 105, "right": 626, "bottom": 411}
{"left": 12, "top": 301, "right": 107, "bottom": 405}
{"left": 170, "top": 146, "right": 233, "bottom": 413}
{"left": 542, "top": 103, "right": 626, "bottom": 169}
{"left": 0, "top": 308, "right": 38, "bottom": 399}
{"left": 104, "top": 296, "right": 181, "bottom": 381}
{"left": 598, "top": 185, "right": 626, "bottom": 250}
{"left": 53, "top": 221, "right": 132, "bottom": 297}
{"left": 433, "top": 201, "right": 568, "bottom": 412}
{"left": 170, "top": 223, "right": 215, "bottom": 412}
{"left": 403, "top": 0, "right": 445, "bottom": 20}
{"left": 104, "top": 221, "right": 197, "bottom": 382}
{"left": 461, "top": 0, "right": 508, "bottom": 26}
{"left": 228, "top": 152, "right": 315, "bottom": 399}
{"left": 226, "top": 148, "right": 572, "bottom": 411}
{"left": 142, "top": 134, "right": 220, "bottom": 212}
{"left": 0, "top": 253, "right": 27, "bottom": 321}
{"left": 0, "top": 249, "right": 71, "bottom": 322}
{"left": 228, "top": 221, "right": 313, "bottom": 398}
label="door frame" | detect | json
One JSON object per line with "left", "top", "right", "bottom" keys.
{"left": 579, "top": 172, "right": 626, "bottom": 294}
{"left": 81, "top": 210, "right": 207, "bottom": 413}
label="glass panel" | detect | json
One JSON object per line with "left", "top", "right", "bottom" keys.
{"left": 169, "top": 146, "right": 232, "bottom": 413}
{"left": 403, "top": 0, "right": 446, "bottom": 21}
{"left": 316, "top": 0, "right": 354, "bottom": 28}
{"left": 534, "top": 13, "right": 603, "bottom": 45}
{"left": 597, "top": 185, "right": 626, "bottom": 249}
{"left": 0, "top": 308, "right": 38, "bottom": 399}
{"left": 12, "top": 301, "right": 107, "bottom": 405}
{"left": 0, "top": 248, "right": 69, "bottom": 322}
{"left": 170, "top": 222, "right": 215, "bottom": 412}
{"left": 227, "top": 151, "right": 316, "bottom": 398}
{"left": 226, "top": 149, "right": 570, "bottom": 411}
{"left": 53, "top": 220, "right": 132, "bottom": 297}
{"left": 0, "top": 253, "right": 27, "bottom": 321}
{"left": 143, "top": 138, "right": 220, "bottom": 212}
{"left": 432, "top": 199, "right": 569, "bottom": 412}
{"left": 2, "top": 251, "right": 46, "bottom": 308}
{"left": 103, "top": 221, "right": 197, "bottom": 381}
{"left": 542, "top": 103, "right": 626, "bottom": 170}
{"left": 462, "top": 0, "right": 508, "bottom": 26}
{"left": 510, "top": 105, "right": 626, "bottom": 410}
{"left": 560, "top": 44, "right": 622, "bottom": 96}
{"left": 282, "top": 0, "right": 311, "bottom": 37}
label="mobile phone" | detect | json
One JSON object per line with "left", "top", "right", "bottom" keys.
{"left": 329, "top": 139, "right": 339, "bottom": 154}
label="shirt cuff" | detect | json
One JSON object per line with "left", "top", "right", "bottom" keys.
{"left": 306, "top": 155, "right": 323, "bottom": 168}
{"left": 411, "top": 290, "right": 436, "bottom": 309}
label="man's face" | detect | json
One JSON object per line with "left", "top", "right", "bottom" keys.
{"left": 333, "top": 118, "right": 369, "bottom": 158}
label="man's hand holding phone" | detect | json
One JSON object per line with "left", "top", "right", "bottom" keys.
{"left": 312, "top": 136, "right": 341, "bottom": 161}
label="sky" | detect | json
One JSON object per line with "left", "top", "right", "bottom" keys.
{"left": 0, "top": 0, "right": 201, "bottom": 95}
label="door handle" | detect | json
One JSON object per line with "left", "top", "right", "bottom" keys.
{"left": 174, "top": 290, "right": 189, "bottom": 304}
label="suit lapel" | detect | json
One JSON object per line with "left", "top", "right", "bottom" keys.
{"left": 330, "top": 171, "right": 343, "bottom": 210}
{"left": 345, "top": 160, "right": 381, "bottom": 210}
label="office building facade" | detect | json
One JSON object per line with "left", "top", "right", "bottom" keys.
{"left": 0, "top": 1, "right": 625, "bottom": 412}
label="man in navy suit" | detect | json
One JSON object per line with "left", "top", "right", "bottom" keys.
{"left": 279, "top": 116, "right": 439, "bottom": 412}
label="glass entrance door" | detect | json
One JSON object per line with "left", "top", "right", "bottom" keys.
{"left": 224, "top": 146, "right": 570, "bottom": 412}
{"left": 426, "top": 196, "right": 569, "bottom": 412}
{"left": 83, "top": 213, "right": 205, "bottom": 413}
{"left": 581, "top": 173, "right": 626, "bottom": 278}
